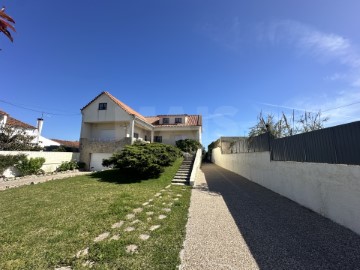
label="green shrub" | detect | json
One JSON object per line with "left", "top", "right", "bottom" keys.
{"left": 77, "top": 161, "right": 86, "bottom": 170}
{"left": 15, "top": 157, "right": 45, "bottom": 176}
{"left": 56, "top": 161, "right": 78, "bottom": 172}
{"left": 102, "top": 143, "right": 182, "bottom": 179}
{"left": 0, "top": 154, "right": 27, "bottom": 175}
{"left": 176, "top": 139, "right": 202, "bottom": 153}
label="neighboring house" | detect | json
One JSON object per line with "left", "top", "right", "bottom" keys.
{"left": 80, "top": 91, "right": 202, "bottom": 170}
{"left": 0, "top": 109, "right": 59, "bottom": 147}
{"left": 50, "top": 139, "right": 80, "bottom": 152}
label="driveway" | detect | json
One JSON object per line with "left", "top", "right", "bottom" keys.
{"left": 181, "top": 162, "right": 360, "bottom": 269}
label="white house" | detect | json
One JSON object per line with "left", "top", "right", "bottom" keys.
{"left": 0, "top": 109, "right": 60, "bottom": 148}
{"left": 79, "top": 91, "right": 202, "bottom": 171}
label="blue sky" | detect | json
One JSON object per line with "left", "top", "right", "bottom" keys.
{"left": 1, "top": 0, "right": 360, "bottom": 148}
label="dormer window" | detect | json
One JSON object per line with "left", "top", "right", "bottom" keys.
{"left": 175, "top": 118, "right": 182, "bottom": 124}
{"left": 98, "top": 103, "right": 107, "bottom": 110}
{"left": 163, "top": 118, "right": 169, "bottom": 124}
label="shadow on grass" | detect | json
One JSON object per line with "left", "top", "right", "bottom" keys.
{"left": 89, "top": 169, "right": 144, "bottom": 184}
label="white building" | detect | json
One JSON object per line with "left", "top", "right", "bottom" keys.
{"left": 79, "top": 91, "right": 202, "bottom": 170}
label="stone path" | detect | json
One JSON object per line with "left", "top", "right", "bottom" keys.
{"left": 0, "top": 171, "right": 91, "bottom": 191}
{"left": 180, "top": 163, "right": 360, "bottom": 269}
{"left": 55, "top": 182, "right": 186, "bottom": 269}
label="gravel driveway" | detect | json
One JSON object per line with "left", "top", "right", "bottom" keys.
{"left": 180, "top": 163, "right": 360, "bottom": 270}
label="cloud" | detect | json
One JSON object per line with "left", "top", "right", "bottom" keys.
{"left": 264, "top": 20, "right": 360, "bottom": 87}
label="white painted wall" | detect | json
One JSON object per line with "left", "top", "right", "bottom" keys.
{"left": 0, "top": 151, "right": 80, "bottom": 177}
{"left": 212, "top": 147, "right": 360, "bottom": 236}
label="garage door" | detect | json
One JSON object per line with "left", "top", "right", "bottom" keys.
{"left": 90, "top": 153, "right": 113, "bottom": 171}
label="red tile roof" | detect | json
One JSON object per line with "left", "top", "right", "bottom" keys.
{"left": 81, "top": 91, "right": 149, "bottom": 123}
{"left": 7, "top": 116, "right": 37, "bottom": 129}
{"left": 51, "top": 139, "right": 80, "bottom": 148}
{"left": 0, "top": 109, "right": 8, "bottom": 116}
{"left": 82, "top": 92, "right": 202, "bottom": 127}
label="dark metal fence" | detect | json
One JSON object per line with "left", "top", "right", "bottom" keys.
{"left": 271, "top": 121, "right": 360, "bottom": 165}
{"left": 228, "top": 121, "right": 360, "bottom": 165}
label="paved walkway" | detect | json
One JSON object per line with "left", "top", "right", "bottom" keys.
{"left": 180, "top": 163, "right": 360, "bottom": 270}
{"left": 0, "top": 171, "right": 91, "bottom": 191}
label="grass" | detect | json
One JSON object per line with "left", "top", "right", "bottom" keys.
{"left": 0, "top": 158, "right": 191, "bottom": 270}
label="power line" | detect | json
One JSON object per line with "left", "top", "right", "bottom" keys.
{"left": 0, "top": 99, "right": 81, "bottom": 116}
{"left": 322, "top": 100, "right": 360, "bottom": 112}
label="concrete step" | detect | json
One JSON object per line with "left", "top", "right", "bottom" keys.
{"left": 172, "top": 179, "right": 189, "bottom": 184}
{"left": 173, "top": 175, "right": 189, "bottom": 180}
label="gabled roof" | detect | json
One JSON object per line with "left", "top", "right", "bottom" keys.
{"left": 81, "top": 91, "right": 149, "bottom": 123}
{"left": 82, "top": 92, "right": 202, "bottom": 127}
{"left": 0, "top": 109, "right": 36, "bottom": 129}
{"left": 7, "top": 116, "right": 37, "bottom": 129}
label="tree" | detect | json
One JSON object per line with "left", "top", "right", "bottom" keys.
{"left": 175, "top": 139, "right": 202, "bottom": 153}
{"left": 249, "top": 110, "right": 329, "bottom": 139}
{"left": 0, "top": 125, "right": 41, "bottom": 151}
{"left": 0, "top": 7, "right": 16, "bottom": 43}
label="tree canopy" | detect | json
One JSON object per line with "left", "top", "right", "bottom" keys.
{"left": 0, "top": 7, "right": 15, "bottom": 43}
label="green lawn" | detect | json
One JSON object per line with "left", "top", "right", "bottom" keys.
{"left": 0, "top": 158, "right": 191, "bottom": 270}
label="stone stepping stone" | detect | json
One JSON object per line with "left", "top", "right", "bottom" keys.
{"left": 176, "top": 194, "right": 182, "bottom": 197}
{"left": 76, "top": 247, "right": 89, "bottom": 258}
{"left": 94, "top": 232, "right": 110, "bottom": 242}
{"left": 124, "top": 227, "right": 135, "bottom": 232}
{"left": 162, "top": 202, "right": 166, "bottom": 205}
{"left": 174, "top": 198, "right": 179, "bottom": 201}
{"left": 82, "top": 260, "right": 95, "bottom": 268}
{"left": 126, "top": 213, "right": 135, "bottom": 220}
{"left": 142, "top": 202, "right": 149, "bottom": 206}
{"left": 111, "top": 221, "right": 124, "bottom": 229}
{"left": 161, "top": 189, "right": 166, "bottom": 192}
{"left": 133, "top": 208, "right": 143, "bottom": 213}
{"left": 149, "top": 225, "right": 161, "bottom": 231}
{"left": 162, "top": 208, "right": 171, "bottom": 212}
{"left": 168, "top": 202, "right": 173, "bottom": 206}
{"left": 131, "top": 219, "right": 140, "bottom": 225}
{"left": 139, "top": 234, "right": 150, "bottom": 241}
{"left": 146, "top": 211, "right": 154, "bottom": 216}
{"left": 154, "top": 193, "right": 162, "bottom": 197}
{"left": 55, "top": 267, "right": 72, "bottom": 270}
{"left": 145, "top": 204, "right": 153, "bottom": 208}
{"left": 158, "top": 215, "right": 167, "bottom": 220}
{"left": 165, "top": 185, "right": 171, "bottom": 189}
{"left": 126, "top": 244, "right": 138, "bottom": 254}
{"left": 147, "top": 217, "right": 152, "bottom": 221}
{"left": 110, "top": 234, "right": 120, "bottom": 241}
{"left": 148, "top": 199, "right": 154, "bottom": 202}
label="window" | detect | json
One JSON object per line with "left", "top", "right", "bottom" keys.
{"left": 98, "top": 103, "right": 107, "bottom": 110}
{"left": 154, "top": 136, "right": 162, "bottom": 143}
{"left": 163, "top": 118, "right": 169, "bottom": 124}
{"left": 144, "top": 135, "right": 148, "bottom": 141}
{"left": 175, "top": 117, "right": 182, "bottom": 124}
{"left": 134, "top": 133, "right": 139, "bottom": 139}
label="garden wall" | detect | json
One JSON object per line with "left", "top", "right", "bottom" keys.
{"left": 0, "top": 151, "right": 80, "bottom": 177}
{"left": 212, "top": 147, "right": 360, "bottom": 235}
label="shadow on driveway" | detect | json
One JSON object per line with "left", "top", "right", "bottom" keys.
{"left": 202, "top": 163, "right": 360, "bottom": 269}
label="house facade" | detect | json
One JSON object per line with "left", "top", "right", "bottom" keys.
{"left": 0, "top": 109, "right": 59, "bottom": 147}
{"left": 79, "top": 91, "right": 202, "bottom": 170}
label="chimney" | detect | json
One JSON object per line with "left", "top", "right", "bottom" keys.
{"left": 37, "top": 118, "right": 44, "bottom": 144}
{"left": 1, "top": 114, "right": 7, "bottom": 128}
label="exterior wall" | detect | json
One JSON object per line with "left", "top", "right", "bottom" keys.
{"left": 159, "top": 116, "right": 186, "bottom": 125}
{"left": 154, "top": 129, "right": 200, "bottom": 145}
{"left": 81, "top": 94, "right": 132, "bottom": 123}
{"left": 0, "top": 151, "right": 80, "bottom": 177}
{"left": 134, "top": 126, "right": 151, "bottom": 141}
{"left": 79, "top": 137, "right": 131, "bottom": 169}
{"left": 211, "top": 148, "right": 360, "bottom": 235}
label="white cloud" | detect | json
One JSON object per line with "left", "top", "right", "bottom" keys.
{"left": 265, "top": 20, "right": 360, "bottom": 86}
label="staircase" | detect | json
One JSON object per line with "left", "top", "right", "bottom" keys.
{"left": 172, "top": 155, "right": 195, "bottom": 185}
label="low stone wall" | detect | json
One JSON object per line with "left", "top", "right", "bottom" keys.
{"left": 0, "top": 151, "right": 80, "bottom": 177}
{"left": 189, "top": 149, "right": 202, "bottom": 186}
{"left": 212, "top": 147, "right": 360, "bottom": 236}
